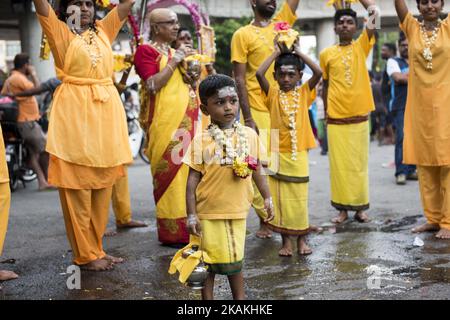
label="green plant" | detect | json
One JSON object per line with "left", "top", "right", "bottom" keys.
{"left": 211, "top": 17, "right": 252, "bottom": 75}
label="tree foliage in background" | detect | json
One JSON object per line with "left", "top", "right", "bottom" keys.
{"left": 211, "top": 17, "right": 251, "bottom": 75}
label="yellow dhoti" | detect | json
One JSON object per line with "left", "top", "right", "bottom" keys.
{"left": 59, "top": 187, "right": 113, "bottom": 265}
{"left": 200, "top": 219, "right": 246, "bottom": 275}
{"left": 268, "top": 151, "right": 309, "bottom": 235}
{"left": 328, "top": 121, "right": 370, "bottom": 211}
{"left": 418, "top": 166, "right": 450, "bottom": 230}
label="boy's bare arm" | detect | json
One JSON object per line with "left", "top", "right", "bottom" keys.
{"left": 32, "top": 0, "right": 49, "bottom": 17}
{"left": 252, "top": 163, "right": 274, "bottom": 222}
{"left": 322, "top": 80, "right": 329, "bottom": 118}
{"left": 256, "top": 52, "right": 279, "bottom": 96}
{"left": 186, "top": 168, "right": 202, "bottom": 236}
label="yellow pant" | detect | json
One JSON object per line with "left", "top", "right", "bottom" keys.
{"left": 0, "top": 182, "right": 11, "bottom": 255}
{"left": 59, "top": 187, "right": 112, "bottom": 265}
{"left": 418, "top": 166, "right": 450, "bottom": 230}
{"left": 111, "top": 168, "right": 131, "bottom": 225}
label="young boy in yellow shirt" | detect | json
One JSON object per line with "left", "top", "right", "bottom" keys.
{"left": 256, "top": 39, "right": 322, "bottom": 256}
{"left": 182, "top": 74, "right": 274, "bottom": 300}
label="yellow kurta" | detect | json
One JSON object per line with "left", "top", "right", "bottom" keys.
{"left": 319, "top": 29, "right": 375, "bottom": 119}
{"left": 320, "top": 29, "right": 374, "bottom": 211}
{"left": 37, "top": 7, "right": 132, "bottom": 265}
{"left": 262, "top": 83, "right": 315, "bottom": 235}
{"left": 38, "top": 6, "right": 132, "bottom": 187}
{"left": 0, "top": 127, "right": 10, "bottom": 255}
{"left": 400, "top": 13, "right": 450, "bottom": 166}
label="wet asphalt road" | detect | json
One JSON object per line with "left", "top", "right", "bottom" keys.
{"left": 0, "top": 142, "right": 449, "bottom": 300}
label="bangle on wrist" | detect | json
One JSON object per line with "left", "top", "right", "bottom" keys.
{"left": 187, "top": 214, "right": 198, "bottom": 225}
{"left": 167, "top": 64, "right": 175, "bottom": 73}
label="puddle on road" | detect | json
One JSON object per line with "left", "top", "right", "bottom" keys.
{"left": 241, "top": 215, "right": 450, "bottom": 299}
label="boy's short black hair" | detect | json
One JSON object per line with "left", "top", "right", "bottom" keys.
{"left": 334, "top": 9, "right": 357, "bottom": 25}
{"left": 14, "top": 53, "right": 30, "bottom": 70}
{"left": 199, "top": 74, "right": 237, "bottom": 105}
{"left": 274, "top": 53, "right": 305, "bottom": 73}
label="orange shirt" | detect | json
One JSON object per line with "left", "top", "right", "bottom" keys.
{"left": 1, "top": 71, "right": 40, "bottom": 122}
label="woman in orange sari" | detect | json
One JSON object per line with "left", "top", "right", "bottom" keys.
{"left": 134, "top": 8, "right": 198, "bottom": 246}
{"left": 33, "top": 0, "right": 134, "bottom": 271}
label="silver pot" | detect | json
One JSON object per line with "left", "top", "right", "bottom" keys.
{"left": 186, "top": 262, "right": 209, "bottom": 290}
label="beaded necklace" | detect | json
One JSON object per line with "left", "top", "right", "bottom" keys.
{"left": 74, "top": 28, "right": 103, "bottom": 68}
{"left": 149, "top": 40, "right": 171, "bottom": 56}
{"left": 419, "top": 19, "right": 442, "bottom": 71}
{"left": 279, "top": 87, "right": 301, "bottom": 160}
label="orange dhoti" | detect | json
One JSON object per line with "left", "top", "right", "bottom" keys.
{"left": 418, "top": 166, "right": 450, "bottom": 231}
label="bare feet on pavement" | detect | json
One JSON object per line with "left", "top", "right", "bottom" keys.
{"left": 332, "top": 211, "right": 348, "bottom": 224}
{"left": 412, "top": 223, "right": 440, "bottom": 233}
{"left": 80, "top": 259, "right": 114, "bottom": 271}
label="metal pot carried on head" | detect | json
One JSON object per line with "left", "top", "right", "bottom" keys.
{"left": 183, "top": 245, "right": 209, "bottom": 290}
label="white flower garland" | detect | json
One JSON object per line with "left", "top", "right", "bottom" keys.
{"left": 279, "top": 87, "right": 300, "bottom": 160}
{"left": 419, "top": 19, "right": 442, "bottom": 71}
{"left": 207, "top": 122, "right": 249, "bottom": 165}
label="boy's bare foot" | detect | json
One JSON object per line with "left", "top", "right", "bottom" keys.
{"left": 256, "top": 224, "right": 272, "bottom": 239}
{"left": 279, "top": 235, "right": 293, "bottom": 257}
{"left": 309, "top": 225, "right": 324, "bottom": 233}
{"left": 435, "top": 229, "right": 450, "bottom": 239}
{"left": 412, "top": 223, "right": 440, "bottom": 233}
{"left": 332, "top": 211, "right": 348, "bottom": 224}
{"left": 297, "top": 238, "right": 312, "bottom": 256}
{"left": 80, "top": 259, "right": 114, "bottom": 271}
{"left": 116, "top": 220, "right": 148, "bottom": 229}
{"left": 103, "top": 255, "right": 124, "bottom": 264}
{"left": 354, "top": 211, "right": 370, "bottom": 223}
{"left": 0, "top": 270, "right": 19, "bottom": 281}
{"left": 278, "top": 247, "right": 293, "bottom": 257}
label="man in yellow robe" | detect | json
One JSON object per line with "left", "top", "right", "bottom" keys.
{"left": 231, "top": 0, "right": 300, "bottom": 239}
{"left": 319, "top": 1, "right": 377, "bottom": 224}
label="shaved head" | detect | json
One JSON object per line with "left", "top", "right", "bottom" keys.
{"left": 149, "top": 8, "right": 177, "bottom": 24}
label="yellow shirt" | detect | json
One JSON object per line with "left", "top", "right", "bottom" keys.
{"left": 0, "top": 126, "right": 9, "bottom": 183}
{"left": 231, "top": 2, "right": 297, "bottom": 112}
{"left": 401, "top": 13, "right": 450, "bottom": 165}
{"left": 37, "top": 6, "right": 132, "bottom": 168}
{"left": 1, "top": 71, "right": 40, "bottom": 123}
{"left": 319, "top": 29, "right": 375, "bottom": 119}
{"left": 183, "top": 126, "right": 261, "bottom": 220}
{"left": 263, "top": 83, "right": 317, "bottom": 153}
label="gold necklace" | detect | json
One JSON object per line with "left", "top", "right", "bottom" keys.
{"left": 75, "top": 28, "right": 102, "bottom": 68}
{"left": 337, "top": 43, "right": 353, "bottom": 86}
{"left": 150, "top": 40, "right": 170, "bottom": 56}
{"left": 419, "top": 19, "right": 442, "bottom": 71}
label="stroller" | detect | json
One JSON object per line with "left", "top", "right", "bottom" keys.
{"left": 0, "top": 96, "right": 37, "bottom": 191}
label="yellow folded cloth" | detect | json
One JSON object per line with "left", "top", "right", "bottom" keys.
{"left": 168, "top": 236, "right": 212, "bottom": 284}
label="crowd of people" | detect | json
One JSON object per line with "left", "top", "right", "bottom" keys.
{"left": 0, "top": 0, "right": 449, "bottom": 300}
